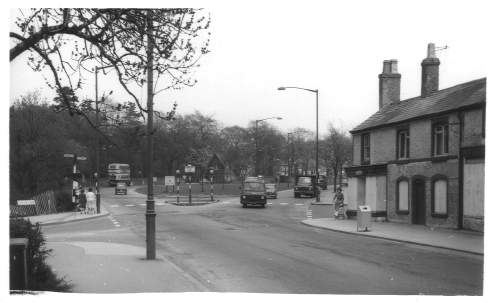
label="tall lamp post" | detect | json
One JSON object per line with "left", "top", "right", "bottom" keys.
{"left": 278, "top": 86, "right": 320, "bottom": 202}
{"left": 255, "top": 116, "right": 282, "bottom": 176}
{"left": 94, "top": 65, "right": 113, "bottom": 214}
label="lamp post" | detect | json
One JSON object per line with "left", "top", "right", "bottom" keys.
{"left": 278, "top": 86, "right": 320, "bottom": 202}
{"left": 255, "top": 116, "right": 282, "bottom": 176}
{"left": 94, "top": 66, "right": 113, "bottom": 214}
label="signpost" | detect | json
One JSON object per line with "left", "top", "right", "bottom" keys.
{"left": 209, "top": 168, "right": 215, "bottom": 202}
{"left": 165, "top": 176, "right": 175, "bottom": 193}
{"left": 185, "top": 164, "right": 195, "bottom": 205}
{"left": 175, "top": 170, "right": 181, "bottom": 204}
{"left": 17, "top": 200, "right": 35, "bottom": 206}
{"left": 64, "top": 153, "right": 86, "bottom": 207}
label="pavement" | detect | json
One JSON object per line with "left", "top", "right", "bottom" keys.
{"left": 25, "top": 209, "right": 109, "bottom": 226}
{"left": 302, "top": 188, "right": 484, "bottom": 255}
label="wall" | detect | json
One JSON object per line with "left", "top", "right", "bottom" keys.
{"left": 371, "top": 128, "right": 396, "bottom": 164}
{"left": 462, "top": 108, "right": 485, "bottom": 148}
{"left": 387, "top": 160, "right": 459, "bottom": 228}
{"left": 463, "top": 158, "right": 484, "bottom": 232}
{"left": 352, "top": 135, "right": 361, "bottom": 166}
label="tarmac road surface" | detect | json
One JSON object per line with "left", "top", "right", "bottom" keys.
{"left": 43, "top": 186, "right": 483, "bottom": 294}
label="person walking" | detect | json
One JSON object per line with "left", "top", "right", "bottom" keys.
{"left": 333, "top": 187, "right": 345, "bottom": 218}
{"left": 85, "top": 187, "right": 96, "bottom": 215}
{"left": 78, "top": 188, "right": 87, "bottom": 214}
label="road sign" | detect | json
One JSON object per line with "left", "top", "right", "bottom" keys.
{"left": 63, "top": 154, "right": 75, "bottom": 158}
{"left": 76, "top": 156, "right": 87, "bottom": 161}
{"left": 17, "top": 200, "right": 35, "bottom": 206}
{"left": 165, "top": 176, "right": 175, "bottom": 186}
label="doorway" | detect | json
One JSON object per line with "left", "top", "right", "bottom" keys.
{"left": 412, "top": 178, "right": 426, "bottom": 225}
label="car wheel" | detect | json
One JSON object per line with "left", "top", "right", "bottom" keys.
{"left": 242, "top": 204, "right": 247, "bottom": 208}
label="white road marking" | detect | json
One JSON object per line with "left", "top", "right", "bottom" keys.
{"left": 295, "top": 203, "right": 304, "bottom": 206}
{"left": 280, "top": 202, "right": 288, "bottom": 205}
{"left": 139, "top": 203, "right": 146, "bottom": 206}
{"left": 306, "top": 209, "right": 312, "bottom": 219}
{"left": 125, "top": 204, "right": 135, "bottom": 207}
{"left": 222, "top": 201, "right": 230, "bottom": 204}
{"left": 110, "top": 205, "right": 120, "bottom": 208}
{"left": 268, "top": 202, "right": 273, "bottom": 205}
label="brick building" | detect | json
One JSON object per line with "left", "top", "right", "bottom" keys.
{"left": 345, "top": 43, "right": 486, "bottom": 232}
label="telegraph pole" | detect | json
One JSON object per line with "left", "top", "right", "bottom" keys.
{"left": 145, "top": 10, "right": 156, "bottom": 260}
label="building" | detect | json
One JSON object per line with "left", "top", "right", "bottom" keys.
{"left": 345, "top": 43, "right": 486, "bottom": 232}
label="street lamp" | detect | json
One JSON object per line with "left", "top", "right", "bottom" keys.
{"left": 94, "top": 65, "right": 113, "bottom": 214}
{"left": 255, "top": 116, "right": 282, "bottom": 176}
{"left": 278, "top": 86, "right": 320, "bottom": 202}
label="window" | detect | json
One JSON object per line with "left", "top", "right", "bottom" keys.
{"left": 397, "top": 179, "right": 409, "bottom": 213}
{"left": 432, "top": 178, "right": 448, "bottom": 216}
{"left": 397, "top": 129, "right": 410, "bottom": 159}
{"left": 361, "top": 133, "right": 370, "bottom": 164}
{"left": 432, "top": 123, "right": 449, "bottom": 156}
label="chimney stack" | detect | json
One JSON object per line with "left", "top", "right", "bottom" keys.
{"left": 421, "top": 43, "right": 440, "bottom": 97}
{"left": 379, "top": 59, "right": 401, "bottom": 108}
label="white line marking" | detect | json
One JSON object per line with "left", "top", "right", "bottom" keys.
{"left": 280, "top": 203, "right": 288, "bottom": 205}
{"left": 125, "top": 204, "right": 135, "bottom": 207}
{"left": 295, "top": 203, "right": 304, "bottom": 206}
{"left": 139, "top": 203, "right": 146, "bottom": 206}
{"left": 268, "top": 202, "right": 273, "bottom": 205}
{"left": 110, "top": 205, "right": 119, "bottom": 208}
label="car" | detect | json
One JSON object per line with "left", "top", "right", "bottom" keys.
{"left": 115, "top": 182, "right": 128, "bottom": 195}
{"left": 265, "top": 183, "right": 278, "bottom": 199}
{"left": 240, "top": 177, "right": 267, "bottom": 208}
{"left": 294, "top": 175, "right": 318, "bottom": 198}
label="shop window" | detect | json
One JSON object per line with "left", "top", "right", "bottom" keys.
{"left": 432, "top": 177, "right": 448, "bottom": 217}
{"left": 361, "top": 133, "right": 370, "bottom": 164}
{"left": 397, "top": 129, "right": 410, "bottom": 159}
{"left": 397, "top": 178, "right": 409, "bottom": 213}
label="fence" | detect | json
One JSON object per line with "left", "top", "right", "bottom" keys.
{"left": 10, "top": 190, "right": 58, "bottom": 217}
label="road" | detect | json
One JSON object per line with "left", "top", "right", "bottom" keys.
{"left": 43, "top": 186, "right": 483, "bottom": 294}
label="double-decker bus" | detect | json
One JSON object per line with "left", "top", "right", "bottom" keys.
{"left": 107, "top": 163, "right": 131, "bottom": 186}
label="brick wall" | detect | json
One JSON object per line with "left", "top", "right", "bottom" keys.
{"left": 387, "top": 160, "right": 459, "bottom": 228}
{"left": 463, "top": 108, "right": 485, "bottom": 147}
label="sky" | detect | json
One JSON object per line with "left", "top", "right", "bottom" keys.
{"left": 8, "top": 1, "right": 493, "bottom": 136}
{"left": 3, "top": 0, "right": 500, "bottom": 301}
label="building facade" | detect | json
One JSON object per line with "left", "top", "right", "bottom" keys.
{"left": 345, "top": 43, "right": 486, "bottom": 232}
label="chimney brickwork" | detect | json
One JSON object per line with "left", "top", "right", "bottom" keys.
{"left": 379, "top": 59, "right": 401, "bottom": 109}
{"left": 421, "top": 43, "right": 440, "bottom": 97}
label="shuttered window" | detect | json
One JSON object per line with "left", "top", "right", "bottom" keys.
{"left": 397, "top": 179, "right": 409, "bottom": 212}
{"left": 433, "top": 179, "right": 447, "bottom": 215}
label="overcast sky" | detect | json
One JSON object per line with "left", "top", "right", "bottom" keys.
{"left": 9, "top": 1, "right": 492, "bottom": 135}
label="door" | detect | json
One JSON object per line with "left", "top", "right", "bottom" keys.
{"left": 412, "top": 178, "right": 426, "bottom": 225}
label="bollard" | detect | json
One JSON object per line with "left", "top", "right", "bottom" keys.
{"left": 188, "top": 176, "right": 192, "bottom": 205}
{"left": 210, "top": 175, "right": 214, "bottom": 201}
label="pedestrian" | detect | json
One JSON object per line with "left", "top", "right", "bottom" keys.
{"left": 85, "top": 187, "right": 96, "bottom": 215}
{"left": 79, "top": 188, "right": 87, "bottom": 214}
{"left": 333, "top": 187, "right": 345, "bottom": 217}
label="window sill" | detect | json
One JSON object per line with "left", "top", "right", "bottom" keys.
{"left": 431, "top": 155, "right": 452, "bottom": 162}
{"left": 431, "top": 213, "right": 448, "bottom": 218}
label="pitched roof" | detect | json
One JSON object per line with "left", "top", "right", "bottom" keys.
{"left": 351, "top": 78, "right": 486, "bottom": 133}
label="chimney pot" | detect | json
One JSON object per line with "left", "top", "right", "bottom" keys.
{"left": 427, "top": 43, "right": 436, "bottom": 58}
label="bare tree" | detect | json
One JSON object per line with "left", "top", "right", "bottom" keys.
{"left": 321, "top": 124, "right": 352, "bottom": 191}
{"left": 11, "top": 8, "right": 211, "bottom": 124}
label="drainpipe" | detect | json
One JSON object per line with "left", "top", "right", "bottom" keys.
{"left": 458, "top": 111, "right": 464, "bottom": 229}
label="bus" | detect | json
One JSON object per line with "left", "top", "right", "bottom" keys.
{"left": 107, "top": 163, "right": 131, "bottom": 186}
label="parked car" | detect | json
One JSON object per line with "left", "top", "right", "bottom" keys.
{"left": 265, "top": 183, "right": 278, "bottom": 199}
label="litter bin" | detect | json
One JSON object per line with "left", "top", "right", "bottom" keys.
{"left": 357, "top": 205, "right": 371, "bottom": 232}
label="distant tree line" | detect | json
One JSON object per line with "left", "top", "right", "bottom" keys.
{"left": 10, "top": 90, "right": 352, "bottom": 203}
